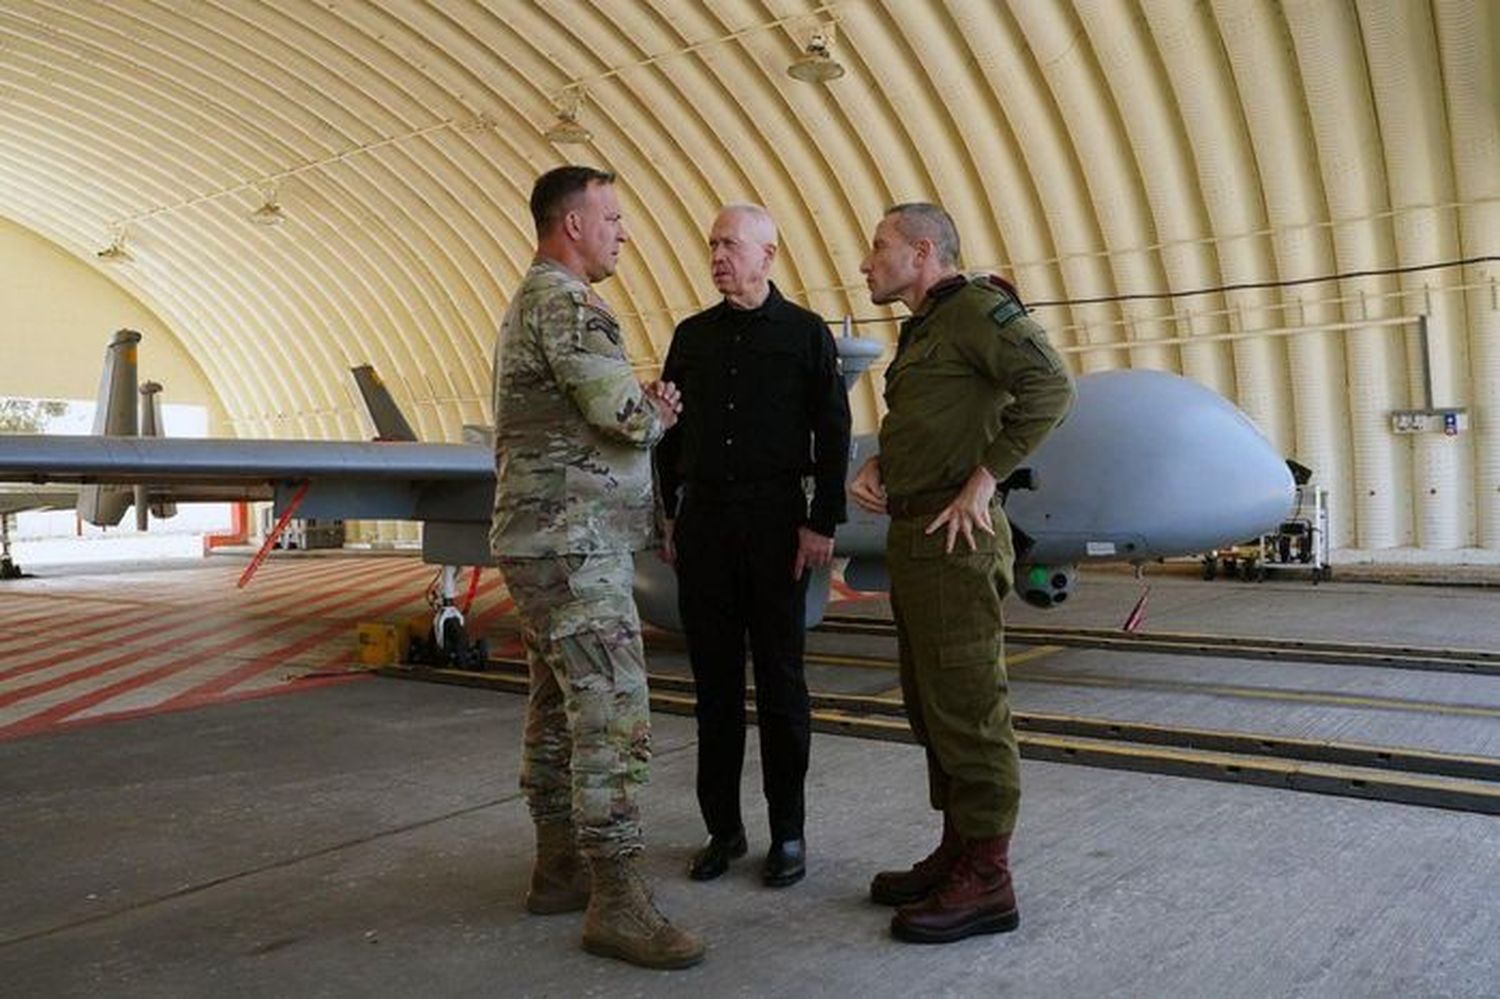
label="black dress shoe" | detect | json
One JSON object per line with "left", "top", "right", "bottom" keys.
{"left": 763, "top": 838, "right": 806, "bottom": 887}
{"left": 689, "top": 829, "right": 748, "bottom": 881}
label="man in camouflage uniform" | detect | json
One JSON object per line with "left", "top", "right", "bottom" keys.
{"left": 850, "top": 203, "right": 1074, "bottom": 944}
{"left": 491, "top": 165, "right": 704, "bottom": 970}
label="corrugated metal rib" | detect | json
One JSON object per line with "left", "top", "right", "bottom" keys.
{"left": 0, "top": 0, "right": 1493, "bottom": 553}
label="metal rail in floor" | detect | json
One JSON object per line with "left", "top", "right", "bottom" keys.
{"left": 793, "top": 645, "right": 1500, "bottom": 723}
{"left": 377, "top": 659, "right": 1500, "bottom": 817}
{"left": 818, "top": 613, "right": 1500, "bottom": 676}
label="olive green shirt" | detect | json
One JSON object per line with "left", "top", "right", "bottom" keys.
{"left": 878, "top": 274, "right": 1074, "bottom": 499}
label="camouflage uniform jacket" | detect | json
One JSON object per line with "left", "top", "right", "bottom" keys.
{"left": 490, "top": 258, "right": 665, "bottom": 557}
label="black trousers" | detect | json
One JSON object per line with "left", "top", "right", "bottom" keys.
{"left": 674, "top": 487, "right": 811, "bottom": 844}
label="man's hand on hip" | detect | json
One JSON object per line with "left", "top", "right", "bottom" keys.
{"left": 793, "top": 526, "right": 835, "bottom": 581}
{"left": 925, "top": 465, "right": 998, "bottom": 553}
{"left": 849, "top": 456, "right": 887, "bottom": 514}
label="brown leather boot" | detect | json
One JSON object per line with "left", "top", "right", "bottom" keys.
{"left": 890, "top": 834, "right": 1020, "bottom": 943}
{"left": 582, "top": 855, "right": 706, "bottom": 970}
{"left": 869, "top": 815, "right": 962, "bottom": 906}
{"left": 525, "top": 821, "right": 590, "bottom": 915}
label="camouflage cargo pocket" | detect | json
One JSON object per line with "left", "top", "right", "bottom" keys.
{"left": 547, "top": 552, "right": 637, "bottom": 639}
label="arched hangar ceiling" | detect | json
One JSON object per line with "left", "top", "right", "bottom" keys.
{"left": 0, "top": 0, "right": 1496, "bottom": 553}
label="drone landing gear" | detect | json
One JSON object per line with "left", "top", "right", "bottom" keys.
{"left": 407, "top": 565, "right": 489, "bottom": 668}
{"left": 1, "top": 514, "right": 25, "bottom": 580}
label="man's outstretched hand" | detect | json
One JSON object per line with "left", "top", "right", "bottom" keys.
{"left": 925, "top": 465, "right": 998, "bottom": 553}
{"left": 644, "top": 380, "right": 682, "bottom": 429}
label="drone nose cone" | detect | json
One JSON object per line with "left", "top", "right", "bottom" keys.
{"left": 1008, "top": 370, "right": 1296, "bottom": 561}
{"left": 1201, "top": 438, "right": 1299, "bottom": 547}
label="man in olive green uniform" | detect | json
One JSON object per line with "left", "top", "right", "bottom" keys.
{"left": 850, "top": 202, "right": 1074, "bottom": 944}
{"left": 491, "top": 165, "right": 703, "bottom": 969}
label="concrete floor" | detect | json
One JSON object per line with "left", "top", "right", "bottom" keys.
{"left": 4, "top": 671, "right": 1500, "bottom": 998}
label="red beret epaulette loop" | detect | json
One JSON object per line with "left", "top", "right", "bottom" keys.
{"left": 984, "top": 273, "right": 1020, "bottom": 300}
{"left": 927, "top": 273, "right": 968, "bottom": 301}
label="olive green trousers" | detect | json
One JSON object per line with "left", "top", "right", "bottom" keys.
{"left": 886, "top": 513, "right": 1020, "bottom": 838}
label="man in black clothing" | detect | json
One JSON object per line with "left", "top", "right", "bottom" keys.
{"left": 655, "top": 203, "right": 852, "bottom": 888}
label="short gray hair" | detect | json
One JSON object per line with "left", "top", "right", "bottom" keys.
{"left": 885, "top": 202, "right": 961, "bottom": 267}
{"left": 718, "top": 202, "right": 779, "bottom": 247}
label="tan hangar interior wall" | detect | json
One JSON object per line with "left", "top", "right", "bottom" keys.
{"left": 0, "top": 1, "right": 1495, "bottom": 557}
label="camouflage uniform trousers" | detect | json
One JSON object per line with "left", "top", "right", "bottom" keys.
{"left": 886, "top": 508, "right": 1021, "bottom": 839}
{"left": 497, "top": 551, "right": 651, "bottom": 859}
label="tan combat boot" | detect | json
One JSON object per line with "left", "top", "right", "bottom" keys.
{"left": 525, "top": 821, "right": 590, "bottom": 915}
{"left": 869, "top": 814, "right": 962, "bottom": 906}
{"left": 582, "top": 855, "right": 706, "bottom": 969}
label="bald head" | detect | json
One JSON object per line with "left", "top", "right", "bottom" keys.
{"left": 709, "top": 203, "right": 779, "bottom": 309}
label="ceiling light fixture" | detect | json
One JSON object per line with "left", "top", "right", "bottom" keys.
{"left": 787, "top": 23, "right": 846, "bottom": 83}
{"left": 95, "top": 229, "right": 133, "bottom": 264}
{"left": 109, "top": 115, "right": 492, "bottom": 233}
{"left": 250, "top": 186, "right": 286, "bottom": 227}
{"left": 543, "top": 87, "right": 593, "bottom": 145}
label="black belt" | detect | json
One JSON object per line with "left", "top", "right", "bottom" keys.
{"left": 885, "top": 488, "right": 961, "bottom": 519}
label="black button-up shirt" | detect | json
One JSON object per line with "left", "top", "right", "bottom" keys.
{"left": 655, "top": 282, "right": 851, "bottom": 536}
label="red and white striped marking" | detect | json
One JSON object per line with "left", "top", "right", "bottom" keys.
{"left": 830, "top": 577, "right": 884, "bottom": 605}
{"left": 0, "top": 557, "right": 884, "bottom": 740}
{"left": 0, "top": 555, "right": 515, "bottom": 740}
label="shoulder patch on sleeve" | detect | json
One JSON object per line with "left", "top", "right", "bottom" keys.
{"left": 989, "top": 296, "right": 1026, "bottom": 329}
{"left": 582, "top": 305, "right": 622, "bottom": 347}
